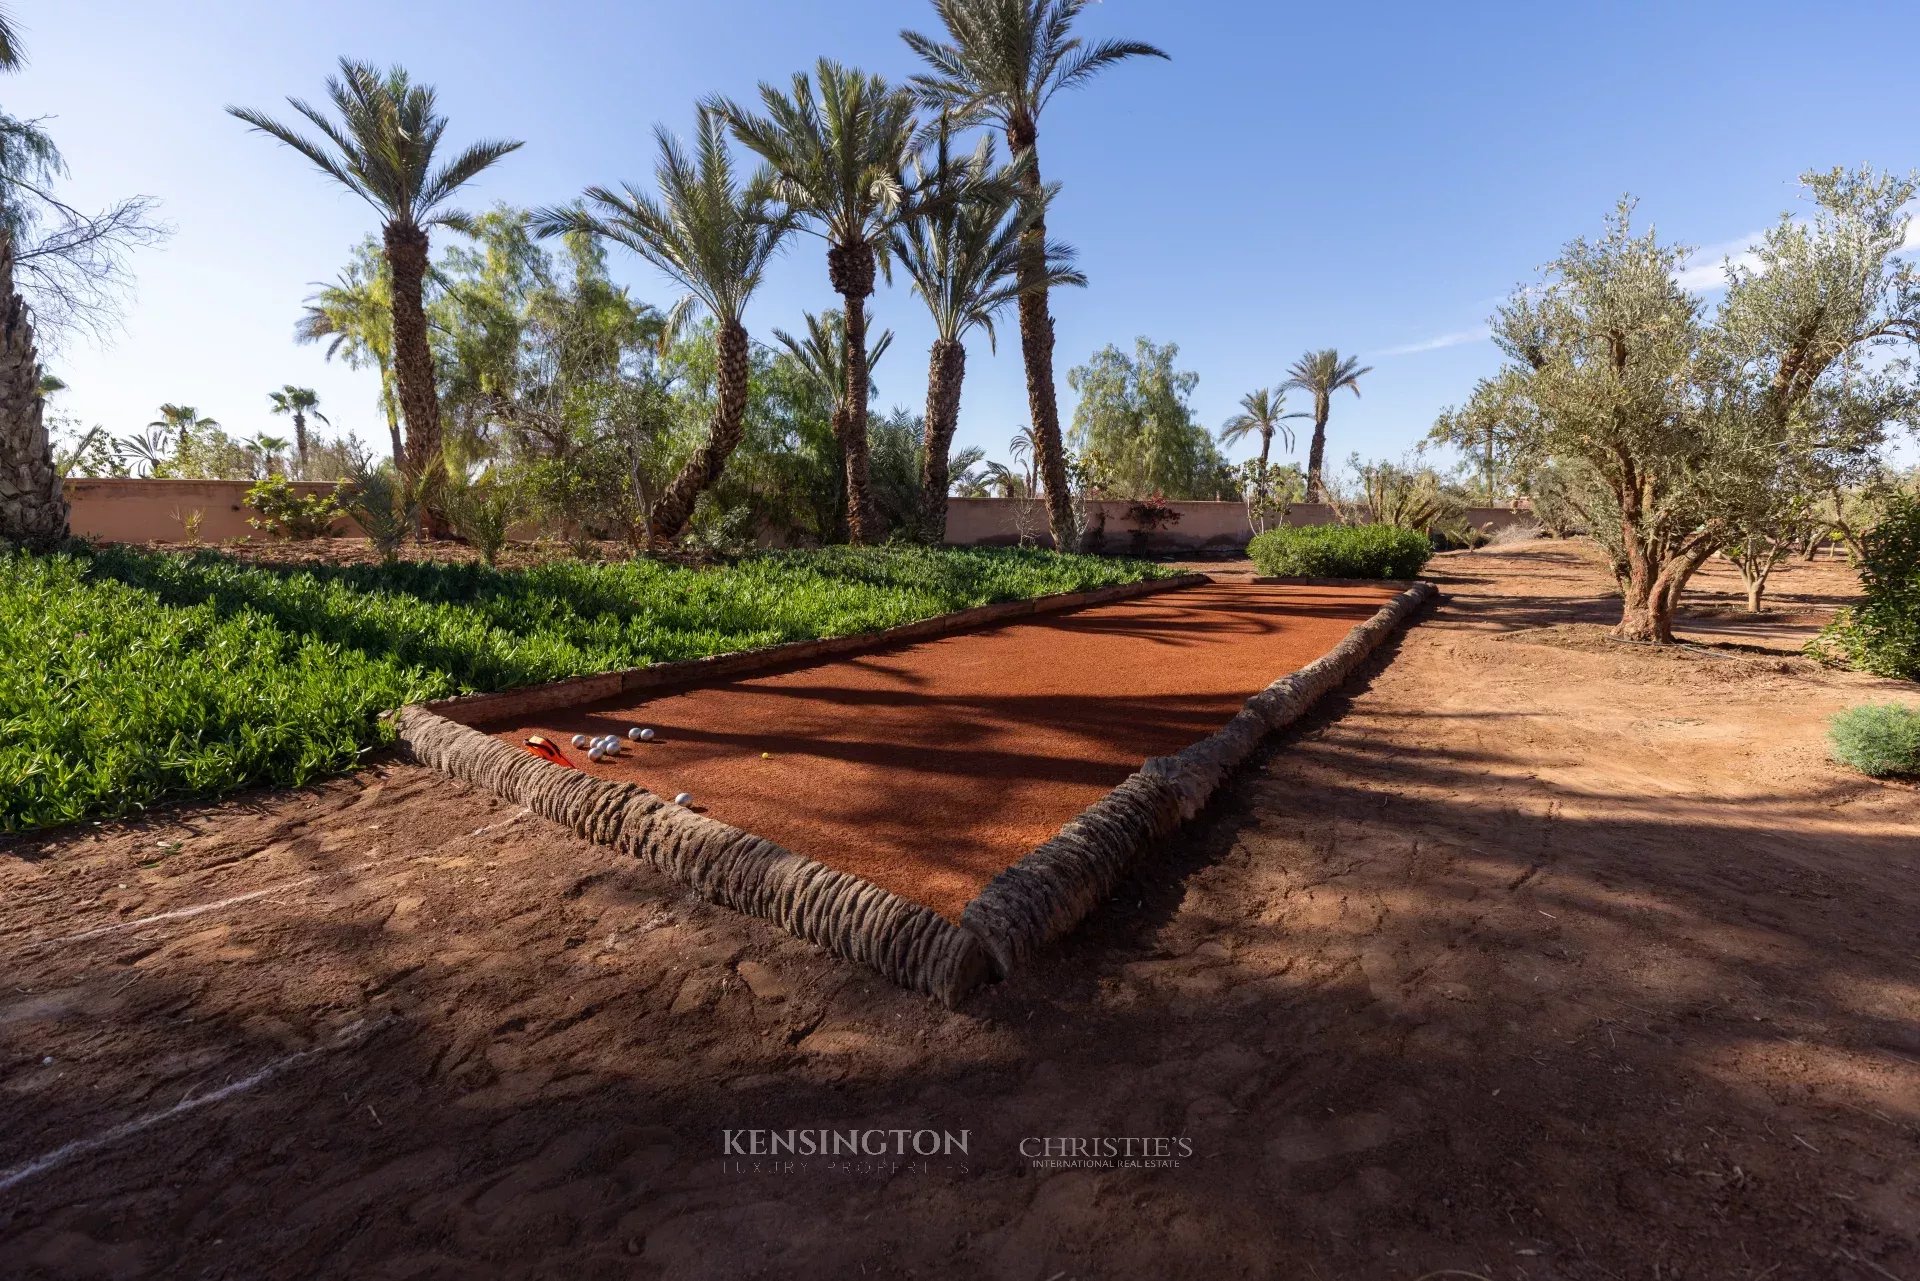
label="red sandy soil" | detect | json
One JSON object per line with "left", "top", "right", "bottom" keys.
{"left": 2, "top": 542, "right": 1917, "bottom": 1280}
{"left": 472, "top": 581, "right": 1396, "bottom": 920}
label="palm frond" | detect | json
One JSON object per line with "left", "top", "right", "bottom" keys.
{"left": 230, "top": 57, "right": 520, "bottom": 230}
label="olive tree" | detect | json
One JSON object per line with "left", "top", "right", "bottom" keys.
{"left": 1458, "top": 169, "right": 1919, "bottom": 642}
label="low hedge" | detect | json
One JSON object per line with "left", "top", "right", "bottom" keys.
{"left": 1248, "top": 523, "right": 1433, "bottom": 580}
{"left": 1828, "top": 703, "right": 1920, "bottom": 778}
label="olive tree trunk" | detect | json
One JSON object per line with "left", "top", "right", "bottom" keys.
{"left": 1613, "top": 529, "right": 1716, "bottom": 644}
{"left": 1007, "top": 124, "right": 1075, "bottom": 551}
{"left": 919, "top": 337, "right": 966, "bottom": 544}
{"left": 383, "top": 222, "right": 446, "bottom": 536}
{"left": 0, "top": 234, "right": 68, "bottom": 547}
{"left": 648, "top": 320, "right": 751, "bottom": 543}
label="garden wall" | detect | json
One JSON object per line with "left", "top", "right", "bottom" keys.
{"left": 61, "top": 479, "right": 1534, "bottom": 553}
{"left": 64, "top": 478, "right": 361, "bottom": 543}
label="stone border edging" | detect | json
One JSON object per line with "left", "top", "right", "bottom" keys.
{"left": 956, "top": 580, "right": 1436, "bottom": 979}
{"left": 422, "top": 571, "right": 1208, "bottom": 724}
{"left": 392, "top": 704, "right": 994, "bottom": 1005}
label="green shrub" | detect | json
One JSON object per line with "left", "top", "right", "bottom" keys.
{"left": 246, "top": 476, "right": 344, "bottom": 540}
{"left": 442, "top": 473, "right": 521, "bottom": 566}
{"left": 0, "top": 544, "right": 1164, "bottom": 832}
{"left": 1248, "top": 523, "right": 1433, "bottom": 579}
{"left": 1809, "top": 494, "right": 1920, "bottom": 680}
{"left": 339, "top": 465, "right": 417, "bottom": 563}
{"left": 1828, "top": 703, "right": 1920, "bottom": 778}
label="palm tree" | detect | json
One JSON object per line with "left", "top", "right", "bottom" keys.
{"left": 296, "top": 248, "right": 401, "bottom": 464}
{"left": 114, "top": 427, "right": 173, "bottom": 477}
{"left": 267, "top": 386, "right": 328, "bottom": 477}
{"left": 711, "top": 59, "right": 925, "bottom": 545}
{"left": 532, "top": 110, "right": 793, "bottom": 544}
{"left": 252, "top": 433, "right": 291, "bottom": 476}
{"left": 0, "top": 8, "right": 67, "bottom": 546}
{"left": 893, "top": 119, "right": 1082, "bottom": 539}
{"left": 229, "top": 60, "right": 523, "bottom": 531}
{"left": 1283, "top": 349, "right": 1373, "bottom": 501}
{"left": 149, "top": 403, "right": 219, "bottom": 447}
{"left": 1006, "top": 425, "right": 1042, "bottom": 492}
{"left": 770, "top": 309, "right": 894, "bottom": 412}
{"left": 947, "top": 444, "right": 990, "bottom": 496}
{"left": 904, "top": 0, "right": 1168, "bottom": 549}
{"left": 1219, "top": 387, "right": 1307, "bottom": 496}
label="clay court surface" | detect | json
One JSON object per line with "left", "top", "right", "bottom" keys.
{"left": 470, "top": 581, "right": 1397, "bottom": 919}
{"left": 3, "top": 543, "right": 1918, "bottom": 1279}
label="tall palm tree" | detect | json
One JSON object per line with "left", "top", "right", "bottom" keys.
{"left": 1283, "top": 349, "right": 1373, "bottom": 501}
{"left": 904, "top": 0, "right": 1167, "bottom": 549}
{"left": 893, "top": 120, "right": 1083, "bottom": 539}
{"left": 229, "top": 60, "right": 522, "bottom": 531}
{"left": 532, "top": 110, "right": 793, "bottom": 544}
{"left": 267, "top": 385, "right": 328, "bottom": 477}
{"left": 1219, "top": 387, "right": 1307, "bottom": 495}
{"left": 148, "top": 403, "right": 219, "bottom": 447}
{"left": 711, "top": 59, "right": 925, "bottom": 545}
{"left": 296, "top": 248, "right": 401, "bottom": 463}
{"left": 0, "top": 7, "right": 67, "bottom": 546}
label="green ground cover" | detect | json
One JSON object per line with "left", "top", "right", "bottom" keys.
{"left": 0, "top": 544, "right": 1162, "bottom": 833}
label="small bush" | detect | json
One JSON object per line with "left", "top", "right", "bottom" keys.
{"left": 246, "top": 476, "right": 344, "bottom": 540}
{"left": 340, "top": 465, "right": 416, "bottom": 563}
{"left": 1809, "top": 494, "right": 1920, "bottom": 679}
{"left": 1430, "top": 519, "right": 1491, "bottom": 552}
{"left": 1248, "top": 523, "right": 1433, "bottom": 579}
{"left": 442, "top": 472, "right": 521, "bottom": 566}
{"left": 1828, "top": 703, "right": 1920, "bottom": 778}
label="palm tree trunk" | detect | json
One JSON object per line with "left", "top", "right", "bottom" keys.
{"left": 1007, "top": 125, "right": 1074, "bottom": 551}
{"left": 830, "top": 242, "right": 880, "bottom": 545}
{"left": 292, "top": 409, "right": 310, "bottom": 479}
{"left": 919, "top": 337, "right": 966, "bottom": 544}
{"left": 1305, "top": 393, "right": 1331, "bottom": 501}
{"left": 383, "top": 222, "right": 446, "bottom": 536}
{"left": 648, "top": 319, "right": 751, "bottom": 544}
{"left": 377, "top": 359, "right": 404, "bottom": 468}
{"left": 1256, "top": 427, "right": 1272, "bottom": 500}
{"left": 0, "top": 233, "right": 68, "bottom": 547}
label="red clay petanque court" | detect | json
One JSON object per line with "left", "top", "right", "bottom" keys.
{"left": 469, "top": 581, "right": 1398, "bottom": 921}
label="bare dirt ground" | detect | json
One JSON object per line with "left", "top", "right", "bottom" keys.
{"left": 2, "top": 541, "right": 1916, "bottom": 1281}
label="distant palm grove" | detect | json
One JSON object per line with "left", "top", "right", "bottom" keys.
{"left": 24, "top": 0, "right": 1333, "bottom": 555}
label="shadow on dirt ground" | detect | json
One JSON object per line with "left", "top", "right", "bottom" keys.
{"left": 1, "top": 541, "right": 1915, "bottom": 1280}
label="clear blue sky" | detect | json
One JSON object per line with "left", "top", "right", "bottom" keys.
{"left": 12, "top": 0, "right": 1920, "bottom": 475}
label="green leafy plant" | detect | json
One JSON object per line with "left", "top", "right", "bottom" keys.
{"left": 340, "top": 465, "right": 416, "bottom": 563}
{"left": 1827, "top": 703, "right": 1920, "bottom": 778}
{"left": 0, "top": 544, "right": 1164, "bottom": 832}
{"left": 442, "top": 470, "right": 522, "bottom": 565}
{"left": 1248, "top": 523, "right": 1432, "bottom": 579}
{"left": 245, "top": 476, "right": 344, "bottom": 540}
{"left": 1809, "top": 494, "right": 1920, "bottom": 679}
